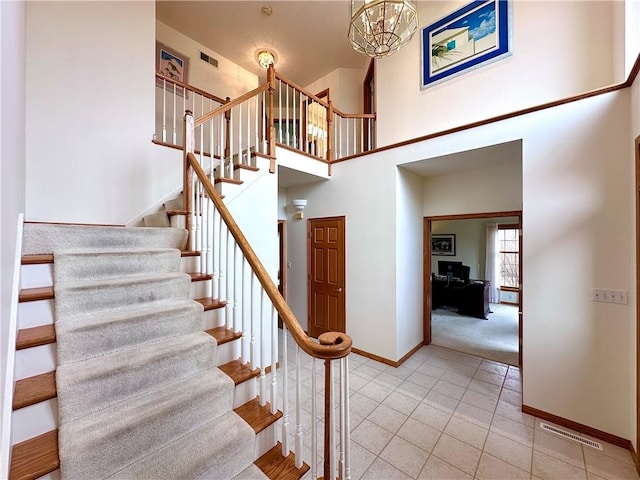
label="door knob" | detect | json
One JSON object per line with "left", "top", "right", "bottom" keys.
{"left": 336, "top": 287, "right": 343, "bottom": 292}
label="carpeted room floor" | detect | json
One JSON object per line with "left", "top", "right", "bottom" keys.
{"left": 431, "top": 303, "right": 519, "bottom": 366}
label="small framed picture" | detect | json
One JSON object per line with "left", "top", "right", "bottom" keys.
{"left": 156, "top": 41, "right": 189, "bottom": 89}
{"left": 432, "top": 234, "right": 456, "bottom": 256}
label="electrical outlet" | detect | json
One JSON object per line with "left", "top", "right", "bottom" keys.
{"left": 591, "top": 288, "right": 628, "bottom": 304}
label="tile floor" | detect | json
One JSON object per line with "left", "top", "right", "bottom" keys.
{"left": 278, "top": 333, "right": 639, "bottom": 480}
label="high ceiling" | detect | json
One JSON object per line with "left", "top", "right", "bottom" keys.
{"left": 156, "top": 1, "right": 369, "bottom": 87}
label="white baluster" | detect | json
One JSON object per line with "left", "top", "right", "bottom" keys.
{"left": 281, "top": 323, "right": 289, "bottom": 456}
{"left": 292, "top": 87, "right": 297, "bottom": 149}
{"left": 219, "top": 221, "right": 227, "bottom": 328}
{"left": 311, "top": 358, "right": 317, "bottom": 480}
{"left": 246, "top": 97, "right": 251, "bottom": 164}
{"left": 270, "top": 305, "right": 277, "bottom": 414}
{"left": 259, "top": 290, "right": 267, "bottom": 406}
{"left": 241, "top": 259, "right": 250, "bottom": 365}
{"left": 254, "top": 95, "right": 259, "bottom": 157}
{"left": 238, "top": 102, "right": 243, "bottom": 167}
{"left": 262, "top": 91, "right": 267, "bottom": 152}
{"left": 295, "top": 345, "right": 303, "bottom": 469}
{"left": 233, "top": 242, "right": 240, "bottom": 334}
{"left": 172, "top": 83, "right": 177, "bottom": 144}
{"left": 285, "top": 83, "right": 290, "bottom": 146}
{"left": 342, "top": 356, "right": 351, "bottom": 480}
{"left": 161, "top": 79, "right": 167, "bottom": 142}
{"left": 250, "top": 274, "right": 257, "bottom": 370}
{"left": 278, "top": 79, "right": 283, "bottom": 143}
{"left": 329, "top": 360, "right": 336, "bottom": 480}
{"left": 225, "top": 228, "right": 232, "bottom": 330}
{"left": 212, "top": 208, "right": 220, "bottom": 301}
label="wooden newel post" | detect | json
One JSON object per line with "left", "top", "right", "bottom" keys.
{"left": 267, "top": 64, "right": 276, "bottom": 173}
{"left": 183, "top": 110, "right": 195, "bottom": 250}
{"left": 327, "top": 100, "right": 334, "bottom": 176}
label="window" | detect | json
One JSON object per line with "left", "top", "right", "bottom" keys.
{"left": 498, "top": 225, "right": 519, "bottom": 288}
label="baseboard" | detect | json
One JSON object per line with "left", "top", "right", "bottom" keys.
{"left": 351, "top": 341, "right": 423, "bottom": 368}
{"left": 522, "top": 404, "right": 631, "bottom": 450}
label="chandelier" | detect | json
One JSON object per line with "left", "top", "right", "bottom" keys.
{"left": 348, "top": 0, "right": 418, "bottom": 58}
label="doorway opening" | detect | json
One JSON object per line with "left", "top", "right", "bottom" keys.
{"left": 424, "top": 211, "right": 523, "bottom": 367}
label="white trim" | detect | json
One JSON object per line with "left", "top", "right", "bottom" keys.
{"left": 1, "top": 213, "right": 25, "bottom": 478}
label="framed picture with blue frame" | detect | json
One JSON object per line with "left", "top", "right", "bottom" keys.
{"left": 421, "top": 0, "right": 512, "bottom": 89}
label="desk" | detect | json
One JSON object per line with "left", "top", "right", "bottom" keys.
{"left": 432, "top": 278, "right": 490, "bottom": 319}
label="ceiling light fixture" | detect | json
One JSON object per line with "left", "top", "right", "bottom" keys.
{"left": 256, "top": 50, "right": 276, "bottom": 69}
{"left": 348, "top": 0, "right": 418, "bottom": 58}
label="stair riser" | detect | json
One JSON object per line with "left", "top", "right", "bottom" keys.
{"left": 11, "top": 399, "right": 58, "bottom": 444}
{"left": 54, "top": 249, "right": 181, "bottom": 283}
{"left": 190, "top": 280, "right": 211, "bottom": 299}
{"left": 179, "top": 255, "right": 200, "bottom": 273}
{"left": 233, "top": 377, "right": 257, "bottom": 408}
{"left": 255, "top": 423, "right": 278, "bottom": 460}
{"left": 15, "top": 344, "right": 56, "bottom": 380}
{"left": 217, "top": 338, "right": 241, "bottom": 365}
{"left": 54, "top": 274, "right": 191, "bottom": 318}
{"left": 18, "top": 299, "right": 54, "bottom": 330}
{"left": 170, "top": 214, "right": 186, "bottom": 229}
{"left": 20, "top": 263, "right": 53, "bottom": 289}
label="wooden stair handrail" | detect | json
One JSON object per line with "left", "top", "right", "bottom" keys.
{"left": 333, "top": 110, "right": 376, "bottom": 120}
{"left": 185, "top": 151, "right": 351, "bottom": 360}
{"left": 155, "top": 73, "right": 228, "bottom": 105}
{"left": 274, "top": 71, "right": 331, "bottom": 109}
{"left": 195, "top": 84, "right": 270, "bottom": 127}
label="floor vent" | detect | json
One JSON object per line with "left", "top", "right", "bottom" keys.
{"left": 540, "top": 422, "right": 603, "bottom": 450}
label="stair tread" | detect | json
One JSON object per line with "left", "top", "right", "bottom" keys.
{"left": 234, "top": 398, "right": 282, "bottom": 434}
{"left": 215, "top": 177, "right": 243, "bottom": 185}
{"left": 21, "top": 254, "right": 54, "bottom": 265}
{"left": 18, "top": 286, "right": 54, "bottom": 302}
{"left": 234, "top": 163, "right": 260, "bottom": 172}
{"left": 219, "top": 359, "right": 259, "bottom": 385}
{"left": 13, "top": 371, "right": 57, "bottom": 410}
{"left": 205, "top": 326, "right": 242, "bottom": 345}
{"left": 181, "top": 250, "right": 201, "bottom": 257}
{"left": 9, "top": 430, "right": 59, "bottom": 480}
{"left": 188, "top": 271, "right": 213, "bottom": 282}
{"left": 196, "top": 297, "right": 227, "bottom": 311}
{"left": 254, "top": 442, "right": 310, "bottom": 480}
{"left": 16, "top": 324, "right": 56, "bottom": 350}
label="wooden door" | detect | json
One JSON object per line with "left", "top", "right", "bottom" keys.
{"left": 308, "top": 217, "right": 345, "bottom": 337}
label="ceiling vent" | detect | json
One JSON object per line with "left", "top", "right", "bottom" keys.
{"left": 200, "top": 52, "right": 218, "bottom": 68}
{"left": 539, "top": 422, "right": 603, "bottom": 450}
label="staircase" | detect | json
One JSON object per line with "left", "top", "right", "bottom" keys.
{"left": 9, "top": 223, "right": 308, "bottom": 479}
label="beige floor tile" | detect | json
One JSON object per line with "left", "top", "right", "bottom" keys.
{"left": 447, "top": 362, "right": 480, "bottom": 378}
{"left": 533, "top": 450, "right": 587, "bottom": 480}
{"left": 431, "top": 434, "right": 482, "bottom": 475}
{"left": 361, "top": 457, "right": 413, "bottom": 480}
{"left": 407, "top": 371, "right": 440, "bottom": 388}
{"left": 348, "top": 440, "right": 377, "bottom": 480}
{"left": 468, "top": 378, "right": 503, "bottom": 399}
{"left": 372, "top": 372, "right": 404, "bottom": 389}
{"left": 595, "top": 440, "right": 637, "bottom": 466}
{"left": 351, "top": 419, "right": 394, "bottom": 455}
{"left": 410, "top": 401, "right": 452, "bottom": 431}
{"left": 461, "top": 388, "right": 499, "bottom": 413}
{"left": 432, "top": 379, "right": 467, "bottom": 400}
{"left": 484, "top": 431, "right": 533, "bottom": 472}
{"left": 440, "top": 369, "right": 473, "bottom": 388}
{"left": 380, "top": 435, "right": 429, "bottom": 478}
{"left": 533, "top": 428, "right": 584, "bottom": 469}
{"left": 354, "top": 364, "right": 383, "bottom": 379}
{"left": 418, "top": 455, "right": 473, "bottom": 479}
{"left": 476, "top": 452, "right": 531, "bottom": 480}
{"left": 359, "top": 381, "right": 394, "bottom": 403}
{"left": 349, "top": 373, "right": 371, "bottom": 392}
{"left": 384, "top": 365, "right": 414, "bottom": 380}
{"left": 452, "top": 352, "right": 483, "bottom": 369}
{"left": 495, "top": 400, "right": 535, "bottom": 427}
{"left": 498, "top": 387, "right": 522, "bottom": 406}
{"left": 583, "top": 448, "right": 640, "bottom": 480}
{"left": 478, "top": 360, "right": 509, "bottom": 376}
{"left": 423, "top": 389, "right": 461, "bottom": 413}
{"left": 397, "top": 417, "right": 442, "bottom": 452}
{"left": 396, "top": 380, "right": 430, "bottom": 401}
{"left": 444, "top": 416, "right": 489, "bottom": 449}
{"left": 382, "top": 390, "right": 420, "bottom": 416}
{"left": 416, "top": 363, "right": 447, "bottom": 379}
{"left": 367, "top": 404, "right": 408, "bottom": 434}
{"left": 491, "top": 414, "right": 534, "bottom": 447}
{"left": 454, "top": 401, "right": 495, "bottom": 429}
{"left": 474, "top": 369, "right": 507, "bottom": 386}
{"left": 503, "top": 376, "right": 522, "bottom": 392}
{"left": 350, "top": 392, "right": 382, "bottom": 418}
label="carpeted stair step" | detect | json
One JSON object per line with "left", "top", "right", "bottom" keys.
{"left": 23, "top": 224, "right": 187, "bottom": 255}
{"left": 163, "top": 194, "right": 184, "bottom": 212}
{"left": 53, "top": 248, "right": 181, "bottom": 282}
{"left": 59, "top": 367, "right": 236, "bottom": 480}
{"left": 56, "top": 299, "right": 204, "bottom": 364}
{"left": 53, "top": 272, "right": 191, "bottom": 318}
{"left": 56, "top": 332, "right": 217, "bottom": 423}
{"left": 108, "top": 410, "right": 255, "bottom": 480}
{"left": 142, "top": 212, "right": 171, "bottom": 227}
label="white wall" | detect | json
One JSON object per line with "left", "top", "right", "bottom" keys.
{"left": 304, "top": 67, "right": 364, "bottom": 114}
{"left": 376, "top": 1, "right": 617, "bottom": 146}
{"left": 24, "top": 1, "right": 176, "bottom": 225}
{"left": 625, "top": 0, "right": 640, "bottom": 78}
{"left": 0, "top": 0, "right": 26, "bottom": 471}
{"left": 395, "top": 168, "right": 424, "bottom": 358}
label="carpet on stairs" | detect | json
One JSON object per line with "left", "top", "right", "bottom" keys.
{"left": 29, "top": 224, "right": 257, "bottom": 479}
